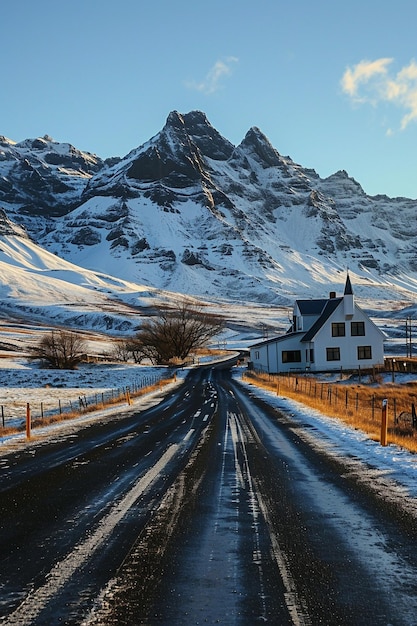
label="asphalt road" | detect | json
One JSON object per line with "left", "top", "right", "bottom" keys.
{"left": 1, "top": 365, "right": 417, "bottom": 625}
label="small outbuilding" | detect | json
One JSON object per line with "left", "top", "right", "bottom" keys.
{"left": 250, "top": 274, "right": 385, "bottom": 374}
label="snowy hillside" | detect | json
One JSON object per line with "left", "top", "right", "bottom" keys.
{"left": 0, "top": 232, "right": 185, "bottom": 333}
{"left": 1, "top": 110, "right": 417, "bottom": 320}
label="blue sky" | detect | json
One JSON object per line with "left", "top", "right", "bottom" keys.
{"left": 3, "top": 0, "right": 417, "bottom": 198}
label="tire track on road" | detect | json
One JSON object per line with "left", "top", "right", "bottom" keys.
{"left": 4, "top": 444, "right": 179, "bottom": 626}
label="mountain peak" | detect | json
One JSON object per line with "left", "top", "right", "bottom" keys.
{"left": 245, "top": 126, "right": 271, "bottom": 143}
{"left": 324, "top": 169, "right": 365, "bottom": 195}
{"left": 163, "top": 110, "right": 234, "bottom": 161}
{"left": 165, "top": 110, "right": 211, "bottom": 130}
{"left": 240, "top": 126, "right": 288, "bottom": 168}
{"left": 0, "top": 135, "right": 16, "bottom": 147}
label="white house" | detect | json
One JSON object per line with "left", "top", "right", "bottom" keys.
{"left": 250, "top": 275, "right": 385, "bottom": 374}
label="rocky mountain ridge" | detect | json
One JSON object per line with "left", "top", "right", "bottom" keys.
{"left": 1, "top": 111, "right": 417, "bottom": 306}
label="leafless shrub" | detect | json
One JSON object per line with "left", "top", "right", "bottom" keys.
{"left": 32, "top": 330, "right": 87, "bottom": 369}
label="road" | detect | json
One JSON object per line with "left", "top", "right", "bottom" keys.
{"left": 1, "top": 365, "right": 417, "bottom": 625}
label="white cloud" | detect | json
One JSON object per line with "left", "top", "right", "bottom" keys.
{"left": 341, "top": 58, "right": 392, "bottom": 99}
{"left": 341, "top": 58, "right": 417, "bottom": 130}
{"left": 186, "top": 57, "right": 238, "bottom": 95}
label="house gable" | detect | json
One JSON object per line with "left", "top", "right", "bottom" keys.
{"left": 305, "top": 299, "right": 385, "bottom": 372}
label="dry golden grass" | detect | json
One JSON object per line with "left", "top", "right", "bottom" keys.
{"left": 243, "top": 371, "right": 417, "bottom": 454}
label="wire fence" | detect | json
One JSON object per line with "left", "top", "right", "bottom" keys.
{"left": 243, "top": 370, "right": 417, "bottom": 447}
{"left": 0, "top": 371, "right": 176, "bottom": 435}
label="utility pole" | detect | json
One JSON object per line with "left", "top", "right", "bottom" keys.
{"left": 405, "top": 318, "right": 408, "bottom": 358}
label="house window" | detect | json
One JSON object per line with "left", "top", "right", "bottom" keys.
{"left": 282, "top": 350, "right": 301, "bottom": 363}
{"left": 254, "top": 351, "right": 260, "bottom": 360}
{"left": 351, "top": 321, "right": 365, "bottom": 336}
{"left": 332, "top": 322, "right": 345, "bottom": 337}
{"left": 307, "top": 348, "right": 315, "bottom": 363}
{"left": 358, "top": 345, "right": 372, "bottom": 360}
{"left": 326, "top": 347, "right": 340, "bottom": 361}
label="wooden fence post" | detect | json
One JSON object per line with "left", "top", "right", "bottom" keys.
{"left": 380, "top": 399, "right": 388, "bottom": 446}
{"left": 26, "top": 403, "right": 31, "bottom": 439}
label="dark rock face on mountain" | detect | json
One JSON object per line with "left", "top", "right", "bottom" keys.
{"left": 1, "top": 111, "right": 417, "bottom": 303}
{"left": 0, "top": 135, "right": 104, "bottom": 217}
{"left": 0, "top": 208, "right": 28, "bottom": 237}
{"left": 125, "top": 111, "right": 233, "bottom": 187}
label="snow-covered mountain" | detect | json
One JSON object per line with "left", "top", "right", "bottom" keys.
{"left": 1, "top": 111, "right": 417, "bottom": 316}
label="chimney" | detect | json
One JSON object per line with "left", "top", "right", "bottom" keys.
{"left": 329, "top": 291, "right": 336, "bottom": 299}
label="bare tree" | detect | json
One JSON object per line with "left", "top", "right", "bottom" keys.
{"left": 129, "top": 301, "right": 224, "bottom": 365}
{"left": 110, "top": 338, "right": 132, "bottom": 362}
{"left": 33, "top": 330, "right": 87, "bottom": 369}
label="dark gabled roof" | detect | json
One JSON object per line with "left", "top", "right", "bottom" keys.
{"left": 251, "top": 331, "right": 305, "bottom": 349}
{"left": 301, "top": 297, "right": 342, "bottom": 342}
{"left": 251, "top": 297, "right": 343, "bottom": 349}
{"left": 295, "top": 298, "right": 329, "bottom": 315}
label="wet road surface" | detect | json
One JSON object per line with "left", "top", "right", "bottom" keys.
{"left": 1, "top": 366, "right": 417, "bottom": 624}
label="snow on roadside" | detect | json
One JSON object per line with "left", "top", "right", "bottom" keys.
{"left": 235, "top": 370, "right": 417, "bottom": 509}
